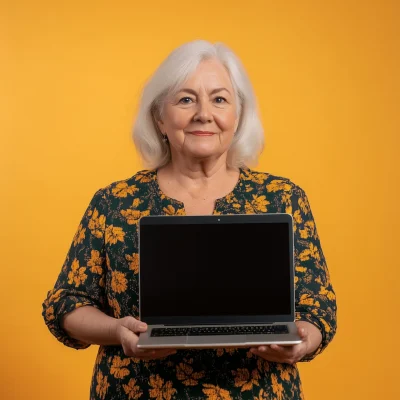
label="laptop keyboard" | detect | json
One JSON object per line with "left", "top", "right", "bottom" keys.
{"left": 150, "top": 325, "right": 289, "bottom": 337}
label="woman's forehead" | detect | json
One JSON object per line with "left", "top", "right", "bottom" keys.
{"left": 174, "top": 60, "right": 233, "bottom": 94}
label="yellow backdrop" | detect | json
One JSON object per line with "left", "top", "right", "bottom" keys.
{"left": 1, "top": 0, "right": 399, "bottom": 399}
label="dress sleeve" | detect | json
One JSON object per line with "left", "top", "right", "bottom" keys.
{"left": 291, "top": 186, "right": 337, "bottom": 361}
{"left": 42, "top": 188, "right": 108, "bottom": 349}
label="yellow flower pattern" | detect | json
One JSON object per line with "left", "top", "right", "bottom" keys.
{"left": 110, "top": 356, "right": 130, "bottom": 379}
{"left": 88, "top": 208, "right": 106, "bottom": 238}
{"left": 271, "top": 373, "right": 284, "bottom": 400}
{"left": 202, "top": 383, "right": 232, "bottom": 399}
{"left": 163, "top": 205, "right": 185, "bottom": 216}
{"left": 232, "top": 368, "right": 260, "bottom": 392}
{"left": 108, "top": 296, "right": 121, "bottom": 318}
{"left": 251, "top": 194, "right": 270, "bottom": 212}
{"left": 42, "top": 168, "right": 337, "bottom": 399}
{"left": 112, "top": 182, "right": 139, "bottom": 198}
{"left": 45, "top": 305, "right": 54, "bottom": 322}
{"left": 121, "top": 209, "right": 150, "bottom": 225}
{"left": 149, "top": 375, "right": 177, "bottom": 400}
{"left": 105, "top": 225, "right": 125, "bottom": 245}
{"left": 111, "top": 271, "right": 127, "bottom": 293}
{"left": 123, "top": 378, "right": 143, "bottom": 399}
{"left": 277, "top": 364, "right": 291, "bottom": 381}
{"left": 125, "top": 252, "right": 139, "bottom": 274}
{"left": 67, "top": 259, "right": 87, "bottom": 287}
{"left": 87, "top": 250, "right": 104, "bottom": 274}
{"left": 266, "top": 180, "right": 292, "bottom": 193}
{"left": 73, "top": 223, "right": 86, "bottom": 246}
{"left": 176, "top": 359, "right": 205, "bottom": 386}
{"left": 95, "top": 371, "right": 110, "bottom": 400}
{"left": 299, "top": 220, "right": 315, "bottom": 239}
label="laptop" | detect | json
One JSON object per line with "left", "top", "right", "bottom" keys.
{"left": 137, "top": 213, "right": 302, "bottom": 349}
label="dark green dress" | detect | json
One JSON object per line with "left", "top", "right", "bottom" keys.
{"left": 42, "top": 168, "right": 337, "bottom": 400}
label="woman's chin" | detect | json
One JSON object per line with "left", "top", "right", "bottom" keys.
{"left": 184, "top": 147, "right": 225, "bottom": 160}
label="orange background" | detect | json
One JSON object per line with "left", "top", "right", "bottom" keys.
{"left": 1, "top": 0, "right": 399, "bottom": 399}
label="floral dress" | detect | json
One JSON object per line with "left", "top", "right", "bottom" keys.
{"left": 42, "top": 168, "right": 337, "bottom": 400}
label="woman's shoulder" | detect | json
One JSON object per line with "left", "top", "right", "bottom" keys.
{"left": 242, "top": 167, "right": 305, "bottom": 195}
{"left": 95, "top": 169, "right": 157, "bottom": 199}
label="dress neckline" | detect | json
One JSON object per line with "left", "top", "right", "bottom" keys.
{"left": 151, "top": 167, "right": 245, "bottom": 214}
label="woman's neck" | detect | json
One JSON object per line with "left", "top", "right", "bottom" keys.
{"left": 157, "top": 157, "right": 239, "bottom": 201}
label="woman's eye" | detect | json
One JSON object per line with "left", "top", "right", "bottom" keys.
{"left": 179, "top": 97, "right": 193, "bottom": 104}
{"left": 215, "top": 97, "right": 227, "bottom": 103}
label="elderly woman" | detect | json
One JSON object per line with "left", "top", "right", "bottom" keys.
{"left": 42, "top": 40, "right": 337, "bottom": 399}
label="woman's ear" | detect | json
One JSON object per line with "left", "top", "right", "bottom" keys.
{"left": 234, "top": 117, "right": 239, "bottom": 133}
{"left": 156, "top": 119, "right": 164, "bottom": 133}
{"left": 151, "top": 105, "right": 164, "bottom": 133}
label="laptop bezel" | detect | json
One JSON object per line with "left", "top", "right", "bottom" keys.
{"left": 138, "top": 214, "right": 295, "bottom": 326}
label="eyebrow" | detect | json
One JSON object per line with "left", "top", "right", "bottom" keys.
{"left": 176, "top": 87, "right": 231, "bottom": 96}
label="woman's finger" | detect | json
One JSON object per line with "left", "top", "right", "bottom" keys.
{"left": 256, "top": 344, "right": 295, "bottom": 355}
{"left": 272, "top": 343, "right": 309, "bottom": 360}
{"left": 123, "top": 317, "right": 148, "bottom": 334}
{"left": 270, "top": 344, "right": 296, "bottom": 354}
{"left": 297, "top": 327, "right": 309, "bottom": 341}
{"left": 251, "top": 343, "right": 306, "bottom": 364}
{"left": 250, "top": 347, "right": 287, "bottom": 363}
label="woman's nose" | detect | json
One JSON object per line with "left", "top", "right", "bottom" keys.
{"left": 193, "top": 100, "right": 213, "bottom": 123}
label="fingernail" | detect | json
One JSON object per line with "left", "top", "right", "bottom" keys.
{"left": 139, "top": 323, "right": 147, "bottom": 329}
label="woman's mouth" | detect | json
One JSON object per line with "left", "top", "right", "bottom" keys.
{"left": 188, "top": 131, "right": 216, "bottom": 136}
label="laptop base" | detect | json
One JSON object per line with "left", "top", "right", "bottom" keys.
{"left": 137, "top": 322, "right": 302, "bottom": 349}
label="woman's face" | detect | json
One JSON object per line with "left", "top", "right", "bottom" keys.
{"left": 157, "top": 59, "right": 239, "bottom": 162}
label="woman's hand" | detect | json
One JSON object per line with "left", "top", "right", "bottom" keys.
{"left": 250, "top": 321, "right": 322, "bottom": 364}
{"left": 115, "top": 317, "right": 177, "bottom": 360}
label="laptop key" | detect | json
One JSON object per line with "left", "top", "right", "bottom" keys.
{"left": 150, "top": 325, "right": 289, "bottom": 337}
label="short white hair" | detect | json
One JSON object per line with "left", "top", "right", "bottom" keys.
{"left": 132, "top": 40, "right": 264, "bottom": 169}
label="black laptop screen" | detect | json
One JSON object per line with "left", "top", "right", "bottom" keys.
{"left": 139, "top": 217, "right": 293, "bottom": 323}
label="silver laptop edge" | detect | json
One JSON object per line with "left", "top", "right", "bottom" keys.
{"left": 137, "top": 214, "right": 301, "bottom": 348}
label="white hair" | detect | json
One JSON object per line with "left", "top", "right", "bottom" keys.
{"left": 132, "top": 40, "right": 264, "bottom": 169}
